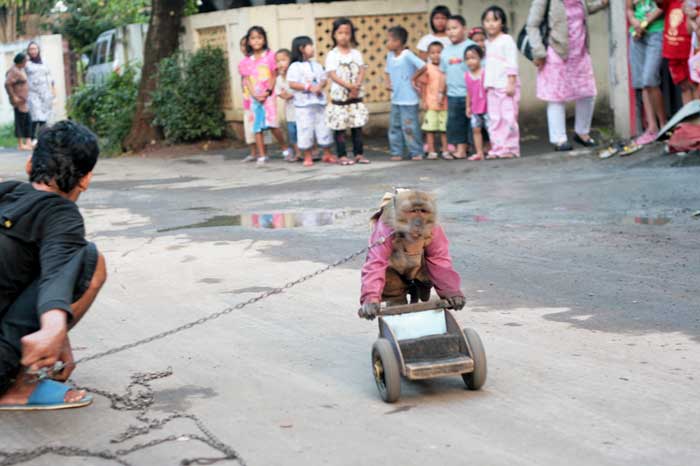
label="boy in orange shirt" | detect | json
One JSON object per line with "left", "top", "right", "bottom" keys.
{"left": 413, "top": 42, "right": 452, "bottom": 160}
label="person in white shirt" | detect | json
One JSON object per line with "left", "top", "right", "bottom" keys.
{"left": 416, "top": 5, "right": 452, "bottom": 61}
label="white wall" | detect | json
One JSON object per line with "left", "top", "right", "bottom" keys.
{"left": 0, "top": 34, "right": 67, "bottom": 127}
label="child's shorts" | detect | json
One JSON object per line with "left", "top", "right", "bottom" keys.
{"left": 422, "top": 109, "right": 447, "bottom": 132}
{"left": 446, "top": 96, "right": 471, "bottom": 145}
{"left": 295, "top": 105, "right": 333, "bottom": 150}
{"left": 471, "top": 113, "right": 489, "bottom": 129}
{"left": 287, "top": 121, "right": 298, "bottom": 145}
{"left": 667, "top": 57, "right": 690, "bottom": 85}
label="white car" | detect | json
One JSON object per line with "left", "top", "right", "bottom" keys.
{"left": 85, "top": 23, "right": 148, "bottom": 86}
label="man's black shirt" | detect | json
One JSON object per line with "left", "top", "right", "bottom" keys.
{"left": 0, "top": 181, "right": 87, "bottom": 319}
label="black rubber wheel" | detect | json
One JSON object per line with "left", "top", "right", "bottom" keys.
{"left": 372, "top": 338, "right": 401, "bottom": 403}
{"left": 462, "top": 327, "right": 487, "bottom": 390}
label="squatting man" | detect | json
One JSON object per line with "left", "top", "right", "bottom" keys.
{"left": 0, "top": 120, "right": 106, "bottom": 410}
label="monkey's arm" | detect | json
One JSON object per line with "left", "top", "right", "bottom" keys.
{"left": 424, "top": 225, "right": 464, "bottom": 299}
{"left": 360, "top": 220, "right": 394, "bottom": 305}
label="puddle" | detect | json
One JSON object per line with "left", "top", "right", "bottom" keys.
{"left": 159, "top": 209, "right": 367, "bottom": 232}
{"left": 622, "top": 216, "right": 671, "bottom": 226}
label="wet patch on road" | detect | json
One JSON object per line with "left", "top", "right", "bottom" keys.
{"left": 177, "top": 159, "right": 208, "bottom": 165}
{"left": 91, "top": 176, "right": 201, "bottom": 190}
{"left": 159, "top": 209, "right": 369, "bottom": 232}
{"left": 384, "top": 405, "right": 415, "bottom": 415}
{"left": 224, "top": 286, "right": 276, "bottom": 294}
{"left": 621, "top": 215, "right": 671, "bottom": 225}
{"left": 152, "top": 385, "right": 218, "bottom": 412}
{"left": 199, "top": 278, "right": 222, "bottom": 284}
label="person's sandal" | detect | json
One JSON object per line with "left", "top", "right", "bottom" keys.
{"left": 411, "top": 154, "right": 424, "bottom": 161}
{"left": 0, "top": 380, "right": 92, "bottom": 411}
{"left": 354, "top": 155, "right": 370, "bottom": 164}
{"left": 426, "top": 152, "right": 439, "bottom": 160}
{"left": 440, "top": 151, "right": 454, "bottom": 160}
{"left": 338, "top": 156, "right": 354, "bottom": 166}
{"left": 390, "top": 156, "right": 403, "bottom": 161}
{"left": 322, "top": 154, "right": 338, "bottom": 164}
{"left": 467, "top": 153, "right": 484, "bottom": 161}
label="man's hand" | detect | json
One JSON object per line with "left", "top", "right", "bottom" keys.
{"left": 466, "top": 105, "right": 472, "bottom": 118}
{"left": 505, "top": 81, "right": 516, "bottom": 97}
{"left": 20, "top": 310, "right": 68, "bottom": 372}
{"left": 446, "top": 296, "right": 466, "bottom": 311}
{"left": 52, "top": 336, "right": 75, "bottom": 381}
{"left": 359, "top": 302, "right": 381, "bottom": 320}
{"left": 533, "top": 57, "right": 546, "bottom": 70}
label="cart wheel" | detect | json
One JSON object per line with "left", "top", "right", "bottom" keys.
{"left": 372, "top": 338, "right": 401, "bottom": 403}
{"left": 462, "top": 328, "right": 487, "bottom": 390}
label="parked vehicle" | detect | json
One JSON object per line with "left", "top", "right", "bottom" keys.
{"left": 85, "top": 23, "right": 148, "bottom": 85}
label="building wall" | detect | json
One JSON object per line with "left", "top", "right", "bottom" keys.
{"left": 0, "top": 35, "right": 67, "bottom": 127}
{"left": 182, "top": 0, "right": 613, "bottom": 135}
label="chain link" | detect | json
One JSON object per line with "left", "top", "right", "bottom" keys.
{"left": 0, "top": 235, "right": 390, "bottom": 466}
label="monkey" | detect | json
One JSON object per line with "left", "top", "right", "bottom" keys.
{"left": 359, "top": 189, "right": 465, "bottom": 319}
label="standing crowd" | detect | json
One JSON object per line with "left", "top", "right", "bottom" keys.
{"left": 624, "top": 0, "right": 700, "bottom": 145}
{"left": 4, "top": 42, "right": 56, "bottom": 151}
{"left": 237, "top": 5, "right": 525, "bottom": 167}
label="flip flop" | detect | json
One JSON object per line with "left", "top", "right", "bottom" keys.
{"left": 354, "top": 156, "right": 371, "bottom": 164}
{"left": 0, "top": 379, "right": 92, "bottom": 411}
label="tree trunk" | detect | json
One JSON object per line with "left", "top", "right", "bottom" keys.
{"left": 124, "top": 0, "right": 186, "bottom": 152}
{"left": 0, "top": 6, "right": 17, "bottom": 43}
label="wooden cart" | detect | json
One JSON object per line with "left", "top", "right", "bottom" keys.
{"left": 365, "top": 300, "right": 487, "bottom": 403}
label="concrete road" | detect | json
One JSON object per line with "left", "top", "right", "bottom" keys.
{"left": 0, "top": 144, "right": 698, "bottom": 466}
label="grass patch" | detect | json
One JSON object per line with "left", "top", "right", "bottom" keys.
{"left": 0, "top": 123, "right": 16, "bottom": 148}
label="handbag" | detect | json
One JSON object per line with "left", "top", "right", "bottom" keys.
{"left": 517, "top": 0, "right": 551, "bottom": 62}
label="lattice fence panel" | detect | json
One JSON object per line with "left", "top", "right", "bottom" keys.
{"left": 315, "top": 13, "right": 428, "bottom": 103}
{"left": 197, "top": 26, "right": 233, "bottom": 111}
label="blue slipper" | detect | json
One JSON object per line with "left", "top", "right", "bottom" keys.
{"left": 0, "top": 379, "right": 92, "bottom": 411}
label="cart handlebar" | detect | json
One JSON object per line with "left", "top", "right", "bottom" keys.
{"left": 357, "top": 299, "right": 451, "bottom": 318}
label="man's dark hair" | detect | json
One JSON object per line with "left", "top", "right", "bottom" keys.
{"left": 291, "top": 36, "right": 314, "bottom": 63}
{"left": 13, "top": 52, "right": 26, "bottom": 65}
{"left": 331, "top": 17, "right": 358, "bottom": 47}
{"left": 464, "top": 44, "right": 484, "bottom": 59}
{"left": 429, "top": 5, "right": 451, "bottom": 33}
{"left": 29, "top": 120, "right": 99, "bottom": 193}
{"left": 428, "top": 41, "right": 444, "bottom": 52}
{"left": 388, "top": 26, "right": 408, "bottom": 46}
{"left": 482, "top": 5, "right": 509, "bottom": 33}
{"left": 448, "top": 14, "right": 466, "bottom": 27}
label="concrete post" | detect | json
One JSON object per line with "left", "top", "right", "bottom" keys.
{"left": 608, "top": 1, "right": 632, "bottom": 139}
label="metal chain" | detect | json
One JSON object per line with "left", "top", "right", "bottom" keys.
{"left": 0, "top": 235, "right": 390, "bottom": 466}
{"left": 70, "top": 234, "right": 389, "bottom": 369}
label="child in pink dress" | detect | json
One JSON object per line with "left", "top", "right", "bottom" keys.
{"left": 465, "top": 44, "right": 488, "bottom": 161}
{"left": 238, "top": 26, "right": 289, "bottom": 165}
{"left": 482, "top": 6, "right": 520, "bottom": 159}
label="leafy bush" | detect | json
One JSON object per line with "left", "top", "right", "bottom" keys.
{"left": 68, "top": 67, "right": 138, "bottom": 153}
{"left": 151, "top": 47, "right": 227, "bottom": 143}
{"left": 0, "top": 123, "right": 16, "bottom": 148}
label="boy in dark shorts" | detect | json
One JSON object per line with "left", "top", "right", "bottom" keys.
{"left": 0, "top": 120, "right": 106, "bottom": 411}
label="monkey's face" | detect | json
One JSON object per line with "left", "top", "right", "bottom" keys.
{"left": 394, "top": 191, "right": 436, "bottom": 241}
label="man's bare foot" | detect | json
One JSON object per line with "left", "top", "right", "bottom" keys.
{"left": 0, "top": 376, "right": 86, "bottom": 405}
{"left": 468, "top": 153, "right": 484, "bottom": 161}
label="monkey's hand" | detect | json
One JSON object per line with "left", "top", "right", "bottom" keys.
{"left": 358, "top": 302, "right": 381, "bottom": 320}
{"left": 445, "top": 296, "right": 466, "bottom": 311}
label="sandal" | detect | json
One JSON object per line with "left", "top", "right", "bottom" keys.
{"left": 467, "top": 153, "right": 484, "bottom": 161}
{"left": 303, "top": 157, "right": 314, "bottom": 167}
{"left": 354, "top": 155, "right": 370, "bottom": 164}
{"left": 426, "top": 152, "right": 439, "bottom": 160}
{"left": 338, "top": 156, "right": 355, "bottom": 166}
{"left": 440, "top": 151, "right": 454, "bottom": 160}
{"left": 0, "top": 380, "right": 92, "bottom": 411}
{"left": 411, "top": 155, "right": 424, "bottom": 161}
{"left": 322, "top": 154, "right": 338, "bottom": 164}
{"left": 390, "top": 156, "right": 403, "bottom": 161}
